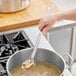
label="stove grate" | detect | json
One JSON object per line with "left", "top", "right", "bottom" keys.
{"left": 0, "top": 30, "right": 33, "bottom": 76}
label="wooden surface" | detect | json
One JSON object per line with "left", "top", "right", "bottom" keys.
{"left": 0, "top": 0, "right": 59, "bottom": 32}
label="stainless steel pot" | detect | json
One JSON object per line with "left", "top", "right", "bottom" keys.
{"left": 0, "top": 0, "right": 30, "bottom": 13}
{"left": 6, "top": 48, "right": 68, "bottom": 76}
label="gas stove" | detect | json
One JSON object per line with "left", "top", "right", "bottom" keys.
{"left": 0, "top": 26, "right": 72, "bottom": 76}
{"left": 0, "top": 30, "right": 33, "bottom": 76}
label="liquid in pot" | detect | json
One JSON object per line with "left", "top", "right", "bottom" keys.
{"left": 11, "top": 61, "right": 61, "bottom": 76}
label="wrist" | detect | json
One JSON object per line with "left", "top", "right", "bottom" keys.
{"left": 55, "top": 12, "right": 64, "bottom": 21}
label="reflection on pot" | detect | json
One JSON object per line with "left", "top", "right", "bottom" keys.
{"left": 0, "top": 0, "right": 30, "bottom": 13}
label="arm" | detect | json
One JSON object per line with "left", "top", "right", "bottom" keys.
{"left": 39, "top": 8, "right": 76, "bottom": 32}
{"left": 58, "top": 8, "right": 76, "bottom": 20}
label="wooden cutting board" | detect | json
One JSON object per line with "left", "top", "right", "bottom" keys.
{"left": 0, "top": 0, "right": 59, "bottom": 32}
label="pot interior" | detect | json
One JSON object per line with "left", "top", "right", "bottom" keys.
{"left": 7, "top": 48, "right": 65, "bottom": 75}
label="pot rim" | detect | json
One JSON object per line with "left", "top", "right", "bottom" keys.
{"left": 0, "top": 0, "right": 30, "bottom": 13}
{"left": 6, "top": 47, "right": 66, "bottom": 76}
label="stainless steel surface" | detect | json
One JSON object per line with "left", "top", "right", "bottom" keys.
{"left": 6, "top": 48, "right": 65, "bottom": 76}
{"left": 0, "top": 0, "right": 30, "bottom": 13}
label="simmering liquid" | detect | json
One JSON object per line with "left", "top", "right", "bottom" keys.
{"left": 11, "top": 61, "right": 61, "bottom": 76}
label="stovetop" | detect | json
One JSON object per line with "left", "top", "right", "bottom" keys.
{"left": 0, "top": 30, "right": 33, "bottom": 76}
{"left": 0, "top": 27, "right": 72, "bottom": 76}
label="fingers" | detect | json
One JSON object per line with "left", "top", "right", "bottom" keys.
{"left": 42, "top": 25, "right": 49, "bottom": 32}
{"left": 39, "top": 14, "right": 58, "bottom": 32}
{"left": 39, "top": 18, "right": 48, "bottom": 31}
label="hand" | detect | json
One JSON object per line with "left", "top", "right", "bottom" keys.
{"left": 39, "top": 14, "right": 58, "bottom": 32}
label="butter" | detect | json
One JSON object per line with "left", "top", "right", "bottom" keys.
{"left": 22, "top": 59, "right": 34, "bottom": 69}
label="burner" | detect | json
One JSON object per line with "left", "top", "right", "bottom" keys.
{"left": 0, "top": 44, "right": 14, "bottom": 57}
{"left": 0, "top": 30, "right": 33, "bottom": 76}
{"left": 0, "top": 31, "right": 32, "bottom": 58}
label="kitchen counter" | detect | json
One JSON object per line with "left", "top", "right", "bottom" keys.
{"left": 0, "top": 0, "right": 59, "bottom": 32}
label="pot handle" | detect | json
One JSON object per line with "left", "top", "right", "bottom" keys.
{"left": 65, "top": 53, "right": 74, "bottom": 68}
{"left": 60, "top": 53, "right": 74, "bottom": 76}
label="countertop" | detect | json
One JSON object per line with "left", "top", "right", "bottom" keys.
{"left": 0, "top": 0, "right": 59, "bottom": 32}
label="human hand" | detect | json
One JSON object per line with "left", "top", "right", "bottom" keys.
{"left": 39, "top": 14, "right": 58, "bottom": 32}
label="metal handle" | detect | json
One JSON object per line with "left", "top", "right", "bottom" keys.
{"left": 65, "top": 53, "right": 74, "bottom": 68}
{"left": 60, "top": 53, "right": 74, "bottom": 76}
{"left": 43, "top": 6, "right": 52, "bottom": 39}
{"left": 31, "top": 32, "right": 42, "bottom": 61}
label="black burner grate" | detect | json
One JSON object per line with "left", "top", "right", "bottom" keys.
{"left": 0, "top": 31, "right": 31, "bottom": 57}
{"left": 0, "top": 31, "right": 33, "bottom": 76}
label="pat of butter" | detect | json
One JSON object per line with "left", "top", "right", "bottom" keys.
{"left": 22, "top": 59, "right": 34, "bottom": 69}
